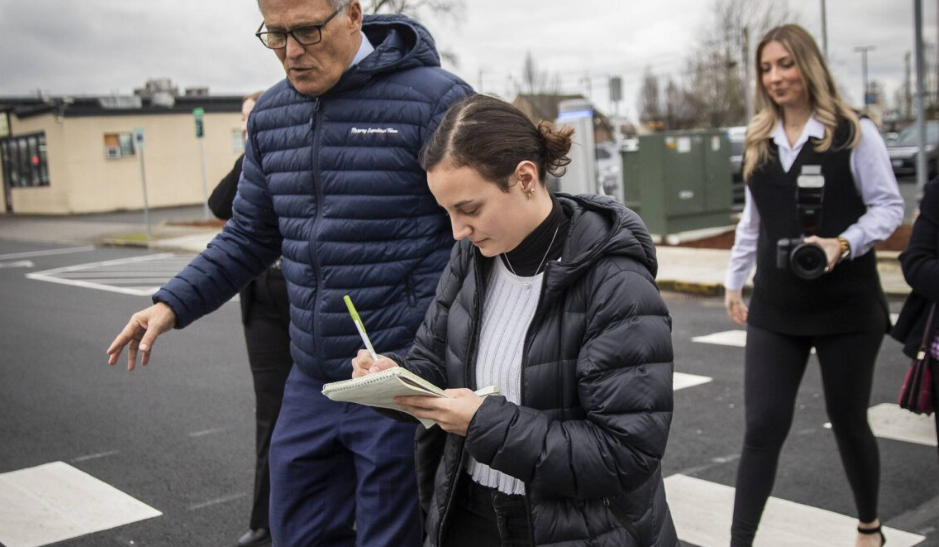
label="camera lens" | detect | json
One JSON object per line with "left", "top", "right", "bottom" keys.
{"left": 790, "top": 243, "right": 827, "bottom": 280}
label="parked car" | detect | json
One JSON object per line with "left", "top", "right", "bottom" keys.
{"left": 595, "top": 142, "right": 623, "bottom": 201}
{"left": 887, "top": 121, "right": 939, "bottom": 178}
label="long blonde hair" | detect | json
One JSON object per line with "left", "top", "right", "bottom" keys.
{"left": 743, "top": 24, "right": 860, "bottom": 181}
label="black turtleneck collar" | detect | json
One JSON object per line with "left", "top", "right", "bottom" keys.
{"left": 500, "top": 195, "right": 570, "bottom": 277}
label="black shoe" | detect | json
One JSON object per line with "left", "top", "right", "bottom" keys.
{"left": 858, "top": 524, "right": 886, "bottom": 546}
{"left": 237, "top": 528, "right": 271, "bottom": 547}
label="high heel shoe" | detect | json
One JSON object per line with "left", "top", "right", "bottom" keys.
{"left": 858, "top": 524, "right": 886, "bottom": 546}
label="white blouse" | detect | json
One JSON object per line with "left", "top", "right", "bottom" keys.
{"left": 724, "top": 116, "right": 904, "bottom": 291}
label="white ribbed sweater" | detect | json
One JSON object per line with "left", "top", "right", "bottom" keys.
{"left": 466, "top": 258, "right": 543, "bottom": 495}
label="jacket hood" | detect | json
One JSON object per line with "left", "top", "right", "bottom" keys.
{"left": 545, "top": 193, "right": 659, "bottom": 293}
{"left": 361, "top": 14, "right": 441, "bottom": 72}
{"left": 325, "top": 14, "right": 440, "bottom": 94}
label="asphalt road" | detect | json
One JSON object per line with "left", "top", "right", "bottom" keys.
{"left": 0, "top": 242, "right": 255, "bottom": 546}
{"left": 1, "top": 240, "right": 937, "bottom": 547}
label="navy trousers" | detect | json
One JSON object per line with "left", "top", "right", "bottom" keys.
{"left": 269, "top": 366, "right": 422, "bottom": 547}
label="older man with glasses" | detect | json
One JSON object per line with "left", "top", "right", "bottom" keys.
{"left": 106, "top": 1, "right": 472, "bottom": 545}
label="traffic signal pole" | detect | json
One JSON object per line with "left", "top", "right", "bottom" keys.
{"left": 193, "top": 108, "right": 209, "bottom": 219}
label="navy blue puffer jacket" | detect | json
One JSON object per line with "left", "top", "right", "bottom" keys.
{"left": 153, "top": 15, "right": 472, "bottom": 381}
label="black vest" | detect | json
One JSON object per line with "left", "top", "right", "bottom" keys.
{"left": 747, "top": 119, "right": 889, "bottom": 335}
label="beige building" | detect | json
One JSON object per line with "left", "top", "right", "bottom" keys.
{"left": 0, "top": 93, "right": 245, "bottom": 215}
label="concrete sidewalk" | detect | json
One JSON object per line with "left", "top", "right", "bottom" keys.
{"left": 0, "top": 209, "right": 912, "bottom": 297}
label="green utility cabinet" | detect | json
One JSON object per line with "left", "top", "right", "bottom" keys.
{"left": 622, "top": 130, "right": 734, "bottom": 237}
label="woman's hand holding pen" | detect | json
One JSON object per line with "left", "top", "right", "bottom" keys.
{"left": 394, "top": 390, "right": 483, "bottom": 436}
{"left": 351, "top": 349, "right": 397, "bottom": 378}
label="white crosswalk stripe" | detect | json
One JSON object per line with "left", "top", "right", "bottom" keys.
{"left": 824, "top": 403, "right": 938, "bottom": 447}
{"left": 0, "top": 462, "right": 161, "bottom": 547}
{"left": 665, "top": 474, "right": 926, "bottom": 547}
{"left": 674, "top": 372, "right": 713, "bottom": 391}
{"left": 692, "top": 330, "right": 748, "bottom": 347}
{"left": 692, "top": 329, "right": 816, "bottom": 353}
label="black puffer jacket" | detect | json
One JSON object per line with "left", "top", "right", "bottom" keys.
{"left": 400, "top": 194, "right": 678, "bottom": 547}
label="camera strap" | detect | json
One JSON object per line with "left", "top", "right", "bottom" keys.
{"left": 796, "top": 165, "right": 825, "bottom": 236}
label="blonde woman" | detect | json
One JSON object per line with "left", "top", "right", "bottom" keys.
{"left": 723, "top": 24, "right": 903, "bottom": 547}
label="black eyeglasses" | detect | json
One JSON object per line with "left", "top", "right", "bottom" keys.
{"left": 255, "top": 6, "right": 344, "bottom": 49}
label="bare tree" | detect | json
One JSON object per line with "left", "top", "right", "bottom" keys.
{"left": 664, "top": 79, "right": 697, "bottom": 130}
{"left": 362, "top": 0, "right": 463, "bottom": 20}
{"left": 361, "top": 0, "right": 465, "bottom": 66}
{"left": 513, "top": 51, "right": 560, "bottom": 96}
{"left": 521, "top": 51, "right": 549, "bottom": 96}
{"left": 677, "top": 0, "right": 797, "bottom": 128}
{"left": 637, "top": 68, "right": 663, "bottom": 129}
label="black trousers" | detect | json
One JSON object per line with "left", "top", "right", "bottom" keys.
{"left": 442, "top": 475, "right": 533, "bottom": 547}
{"left": 730, "top": 324, "right": 885, "bottom": 547}
{"left": 241, "top": 268, "right": 293, "bottom": 530}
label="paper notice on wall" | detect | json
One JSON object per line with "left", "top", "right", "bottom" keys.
{"left": 712, "top": 136, "right": 721, "bottom": 152}
{"left": 677, "top": 137, "right": 691, "bottom": 153}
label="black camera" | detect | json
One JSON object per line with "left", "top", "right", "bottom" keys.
{"left": 776, "top": 238, "right": 827, "bottom": 279}
{"left": 776, "top": 165, "right": 827, "bottom": 280}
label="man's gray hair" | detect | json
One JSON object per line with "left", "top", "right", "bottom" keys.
{"left": 257, "top": 0, "right": 350, "bottom": 11}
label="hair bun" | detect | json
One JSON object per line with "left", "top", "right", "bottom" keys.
{"left": 536, "top": 121, "right": 573, "bottom": 178}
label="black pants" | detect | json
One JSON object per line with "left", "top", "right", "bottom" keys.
{"left": 731, "top": 324, "right": 885, "bottom": 547}
{"left": 242, "top": 268, "right": 293, "bottom": 530}
{"left": 442, "top": 476, "right": 533, "bottom": 547}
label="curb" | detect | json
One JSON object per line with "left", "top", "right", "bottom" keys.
{"left": 657, "top": 279, "right": 911, "bottom": 298}
{"left": 100, "top": 237, "right": 150, "bottom": 248}
{"left": 657, "top": 280, "right": 725, "bottom": 297}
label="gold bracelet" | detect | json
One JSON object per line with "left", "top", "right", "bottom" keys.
{"left": 837, "top": 236, "right": 851, "bottom": 261}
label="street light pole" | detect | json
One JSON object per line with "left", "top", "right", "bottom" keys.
{"left": 914, "top": 0, "right": 928, "bottom": 192}
{"left": 820, "top": 0, "right": 828, "bottom": 60}
{"left": 854, "top": 45, "right": 876, "bottom": 109}
{"left": 743, "top": 27, "right": 752, "bottom": 122}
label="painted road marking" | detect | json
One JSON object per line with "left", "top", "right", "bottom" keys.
{"left": 0, "top": 246, "right": 95, "bottom": 260}
{"left": 674, "top": 372, "right": 713, "bottom": 391}
{"left": 189, "top": 492, "right": 248, "bottom": 511}
{"left": 27, "top": 253, "right": 180, "bottom": 296}
{"left": 823, "top": 403, "right": 937, "bottom": 447}
{"left": 25, "top": 254, "right": 241, "bottom": 301}
{"left": 0, "top": 461, "right": 161, "bottom": 547}
{"left": 0, "top": 260, "right": 34, "bottom": 269}
{"left": 692, "top": 330, "right": 748, "bottom": 348}
{"left": 692, "top": 330, "right": 816, "bottom": 354}
{"left": 664, "top": 474, "right": 925, "bottom": 547}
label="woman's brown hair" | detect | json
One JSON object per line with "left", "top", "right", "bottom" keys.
{"left": 419, "top": 94, "right": 573, "bottom": 191}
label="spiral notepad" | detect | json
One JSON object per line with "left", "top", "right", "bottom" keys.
{"left": 322, "top": 367, "right": 497, "bottom": 428}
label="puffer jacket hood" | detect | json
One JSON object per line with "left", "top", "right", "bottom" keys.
{"left": 402, "top": 194, "right": 678, "bottom": 547}
{"left": 327, "top": 15, "right": 442, "bottom": 94}
{"left": 547, "top": 193, "right": 658, "bottom": 293}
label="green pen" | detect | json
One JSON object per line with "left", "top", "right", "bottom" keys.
{"left": 343, "top": 295, "right": 378, "bottom": 362}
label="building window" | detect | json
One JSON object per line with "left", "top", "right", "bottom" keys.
{"left": 232, "top": 129, "right": 246, "bottom": 153}
{"left": 104, "top": 132, "right": 135, "bottom": 159}
{"left": 0, "top": 133, "right": 50, "bottom": 188}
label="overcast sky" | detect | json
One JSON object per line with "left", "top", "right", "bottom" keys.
{"left": 0, "top": 0, "right": 930, "bottom": 122}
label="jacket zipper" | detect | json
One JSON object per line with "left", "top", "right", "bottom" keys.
{"left": 518, "top": 260, "right": 553, "bottom": 543}
{"left": 308, "top": 98, "right": 324, "bottom": 366}
{"left": 438, "top": 250, "right": 486, "bottom": 547}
